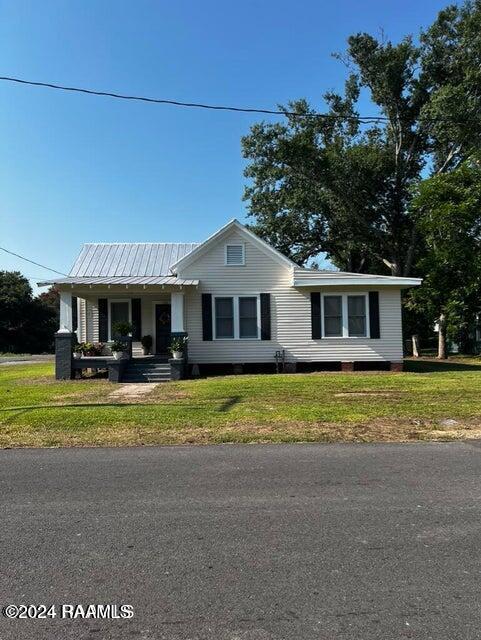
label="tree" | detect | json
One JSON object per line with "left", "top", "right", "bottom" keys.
{"left": 419, "top": 1, "right": 481, "bottom": 174}
{"left": 242, "top": 37, "right": 425, "bottom": 275}
{"left": 0, "top": 272, "right": 34, "bottom": 352}
{"left": 407, "top": 161, "right": 481, "bottom": 358}
{"left": 242, "top": 0, "right": 481, "bottom": 279}
{"left": 0, "top": 272, "right": 58, "bottom": 354}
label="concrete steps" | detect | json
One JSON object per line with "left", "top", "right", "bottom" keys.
{"left": 121, "top": 358, "right": 171, "bottom": 383}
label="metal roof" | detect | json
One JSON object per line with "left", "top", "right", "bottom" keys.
{"left": 293, "top": 268, "right": 421, "bottom": 288}
{"left": 69, "top": 243, "right": 200, "bottom": 277}
{"left": 37, "top": 276, "right": 199, "bottom": 287}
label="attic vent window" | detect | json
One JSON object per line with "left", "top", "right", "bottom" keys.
{"left": 225, "top": 244, "right": 245, "bottom": 266}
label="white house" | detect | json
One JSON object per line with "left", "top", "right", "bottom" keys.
{"left": 39, "top": 219, "right": 421, "bottom": 382}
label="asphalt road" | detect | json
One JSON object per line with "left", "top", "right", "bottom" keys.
{"left": 1, "top": 442, "right": 481, "bottom": 640}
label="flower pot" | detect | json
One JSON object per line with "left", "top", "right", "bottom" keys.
{"left": 73, "top": 352, "right": 82, "bottom": 360}
{"left": 172, "top": 350, "right": 183, "bottom": 360}
{"left": 112, "top": 351, "right": 123, "bottom": 360}
{"left": 142, "top": 347, "right": 150, "bottom": 356}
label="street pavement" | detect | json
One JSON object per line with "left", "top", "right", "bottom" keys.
{"left": 1, "top": 442, "right": 481, "bottom": 639}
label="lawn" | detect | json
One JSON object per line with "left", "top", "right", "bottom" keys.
{"left": 1, "top": 359, "right": 481, "bottom": 447}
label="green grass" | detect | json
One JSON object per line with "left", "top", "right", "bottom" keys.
{"left": 1, "top": 358, "right": 481, "bottom": 447}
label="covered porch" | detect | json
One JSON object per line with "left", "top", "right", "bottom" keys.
{"left": 47, "top": 276, "right": 199, "bottom": 381}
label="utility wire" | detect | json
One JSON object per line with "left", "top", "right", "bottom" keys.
{"left": 0, "top": 246, "right": 67, "bottom": 276}
{"left": 0, "top": 75, "right": 388, "bottom": 123}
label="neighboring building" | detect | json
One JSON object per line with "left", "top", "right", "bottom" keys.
{"left": 39, "top": 219, "right": 421, "bottom": 381}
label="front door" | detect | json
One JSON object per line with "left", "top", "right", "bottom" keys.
{"left": 155, "top": 304, "right": 171, "bottom": 355}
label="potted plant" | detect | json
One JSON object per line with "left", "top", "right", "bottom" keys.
{"left": 111, "top": 339, "right": 127, "bottom": 360}
{"left": 170, "top": 335, "right": 188, "bottom": 360}
{"left": 141, "top": 335, "right": 153, "bottom": 356}
{"left": 84, "top": 342, "right": 105, "bottom": 356}
{"left": 112, "top": 321, "right": 133, "bottom": 338}
{"left": 73, "top": 343, "right": 83, "bottom": 359}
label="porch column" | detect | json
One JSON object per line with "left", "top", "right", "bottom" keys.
{"left": 56, "top": 290, "right": 74, "bottom": 380}
{"left": 58, "top": 290, "right": 73, "bottom": 333}
{"left": 171, "top": 292, "right": 185, "bottom": 332}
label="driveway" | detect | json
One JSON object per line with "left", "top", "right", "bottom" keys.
{"left": 1, "top": 442, "right": 480, "bottom": 639}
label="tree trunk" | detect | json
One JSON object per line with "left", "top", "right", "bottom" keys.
{"left": 412, "top": 334, "right": 419, "bottom": 358}
{"left": 437, "top": 314, "right": 447, "bottom": 360}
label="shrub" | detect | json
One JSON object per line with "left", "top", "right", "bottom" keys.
{"left": 170, "top": 335, "right": 188, "bottom": 353}
{"left": 111, "top": 339, "right": 127, "bottom": 353}
{"left": 141, "top": 335, "right": 153, "bottom": 350}
{"left": 112, "top": 321, "right": 133, "bottom": 337}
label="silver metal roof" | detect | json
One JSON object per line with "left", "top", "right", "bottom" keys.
{"left": 37, "top": 276, "right": 199, "bottom": 287}
{"left": 69, "top": 243, "right": 200, "bottom": 277}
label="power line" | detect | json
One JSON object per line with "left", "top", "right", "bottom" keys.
{"left": 0, "top": 246, "right": 67, "bottom": 276}
{"left": 0, "top": 75, "right": 388, "bottom": 124}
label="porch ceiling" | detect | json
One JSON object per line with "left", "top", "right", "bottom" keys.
{"left": 37, "top": 276, "right": 199, "bottom": 287}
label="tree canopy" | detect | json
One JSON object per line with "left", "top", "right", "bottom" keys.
{"left": 242, "top": 0, "right": 481, "bottom": 279}
{"left": 0, "top": 272, "right": 58, "bottom": 354}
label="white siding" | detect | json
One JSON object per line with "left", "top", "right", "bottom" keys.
{"left": 71, "top": 230, "right": 404, "bottom": 363}
{"left": 178, "top": 230, "right": 404, "bottom": 363}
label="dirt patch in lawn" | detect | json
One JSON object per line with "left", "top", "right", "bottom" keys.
{"left": 5, "top": 416, "right": 481, "bottom": 449}
{"left": 334, "top": 391, "right": 403, "bottom": 398}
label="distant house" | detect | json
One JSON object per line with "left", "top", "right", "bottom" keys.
{"left": 39, "top": 219, "right": 421, "bottom": 382}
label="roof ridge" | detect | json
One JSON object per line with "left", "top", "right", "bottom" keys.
{"left": 83, "top": 241, "right": 200, "bottom": 246}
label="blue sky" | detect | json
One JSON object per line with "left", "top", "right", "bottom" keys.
{"left": 0, "top": 0, "right": 453, "bottom": 293}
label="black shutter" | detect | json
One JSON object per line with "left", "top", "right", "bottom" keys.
{"left": 132, "top": 298, "right": 141, "bottom": 341}
{"left": 369, "top": 291, "right": 380, "bottom": 339}
{"left": 98, "top": 298, "right": 108, "bottom": 342}
{"left": 311, "top": 292, "right": 322, "bottom": 339}
{"left": 72, "top": 296, "right": 78, "bottom": 332}
{"left": 202, "top": 294, "right": 212, "bottom": 341}
{"left": 260, "top": 293, "right": 271, "bottom": 340}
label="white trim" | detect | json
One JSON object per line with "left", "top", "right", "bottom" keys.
{"left": 171, "top": 292, "right": 185, "bottom": 332}
{"left": 170, "top": 219, "right": 297, "bottom": 273}
{"left": 294, "top": 276, "right": 422, "bottom": 287}
{"left": 321, "top": 292, "right": 370, "bottom": 339}
{"left": 212, "top": 294, "right": 261, "bottom": 341}
{"left": 75, "top": 296, "right": 81, "bottom": 341}
{"left": 224, "top": 243, "right": 245, "bottom": 266}
{"left": 108, "top": 299, "right": 132, "bottom": 341}
{"left": 59, "top": 291, "right": 73, "bottom": 332}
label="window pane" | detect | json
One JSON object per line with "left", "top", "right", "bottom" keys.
{"left": 215, "top": 297, "right": 234, "bottom": 338}
{"left": 217, "top": 318, "right": 234, "bottom": 338}
{"left": 239, "top": 297, "right": 256, "bottom": 318}
{"left": 324, "top": 296, "right": 342, "bottom": 317}
{"left": 348, "top": 295, "right": 366, "bottom": 337}
{"left": 239, "top": 297, "right": 258, "bottom": 339}
{"left": 110, "top": 302, "right": 129, "bottom": 337}
{"left": 324, "top": 296, "right": 343, "bottom": 337}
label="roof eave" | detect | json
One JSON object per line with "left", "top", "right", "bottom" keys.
{"left": 293, "top": 277, "right": 422, "bottom": 287}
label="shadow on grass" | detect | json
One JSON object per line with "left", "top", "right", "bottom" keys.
{"left": 405, "top": 358, "right": 481, "bottom": 373}
{"left": 0, "top": 401, "right": 211, "bottom": 425}
{"left": 217, "top": 396, "right": 241, "bottom": 412}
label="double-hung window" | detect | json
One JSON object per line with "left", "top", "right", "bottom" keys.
{"left": 215, "top": 297, "right": 235, "bottom": 339}
{"left": 323, "top": 295, "right": 343, "bottom": 337}
{"left": 109, "top": 300, "right": 131, "bottom": 340}
{"left": 322, "top": 293, "right": 369, "bottom": 338}
{"left": 214, "top": 295, "right": 260, "bottom": 339}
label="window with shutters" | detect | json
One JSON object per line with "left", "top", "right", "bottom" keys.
{"left": 213, "top": 295, "right": 260, "bottom": 339}
{"left": 321, "top": 293, "right": 369, "bottom": 338}
{"left": 225, "top": 244, "right": 245, "bottom": 266}
{"left": 109, "top": 300, "right": 131, "bottom": 340}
